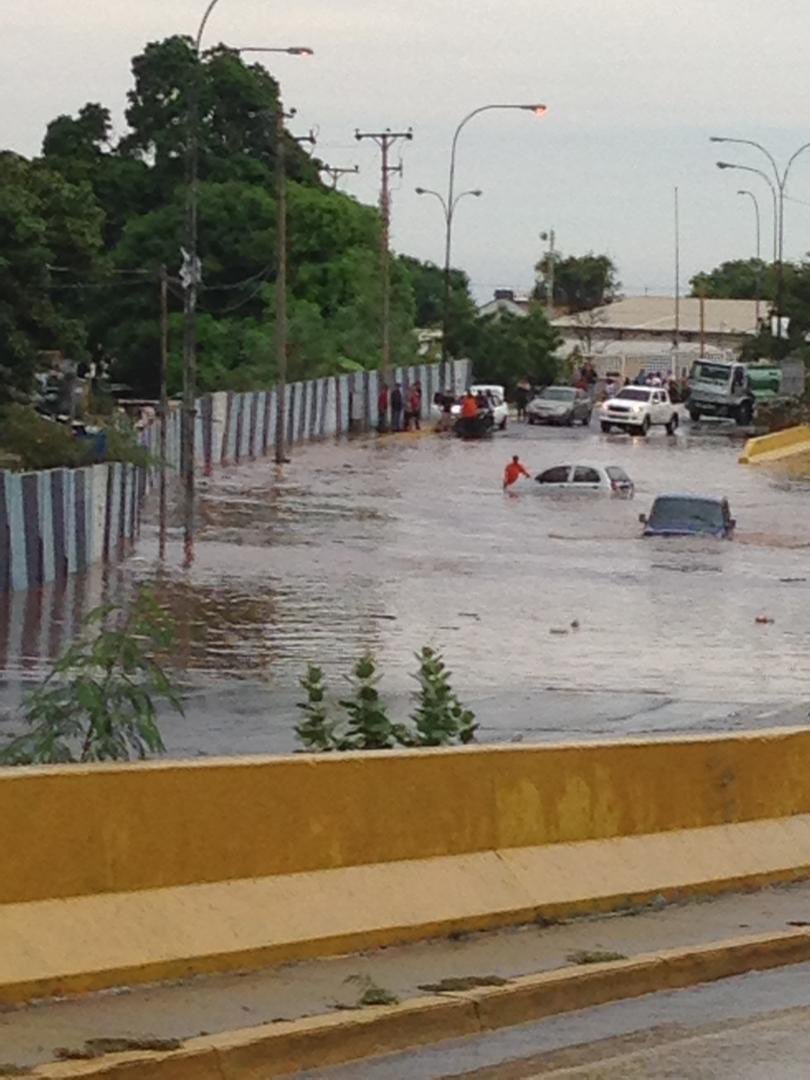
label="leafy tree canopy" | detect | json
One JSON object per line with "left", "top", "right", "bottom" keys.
{"left": 0, "top": 152, "right": 104, "bottom": 404}
{"left": 690, "top": 258, "right": 774, "bottom": 301}
{"left": 469, "top": 309, "right": 561, "bottom": 391}
{"left": 534, "top": 251, "right": 620, "bottom": 312}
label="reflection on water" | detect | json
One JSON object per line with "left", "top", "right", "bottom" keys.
{"left": 3, "top": 425, "right": 810, "bottom": 706}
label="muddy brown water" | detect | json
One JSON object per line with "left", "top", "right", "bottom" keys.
{"left": 2, "top": 420, "right": 810, "bottom": 753}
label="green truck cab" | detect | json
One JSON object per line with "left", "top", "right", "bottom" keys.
{"left": 688, "top": 359, "right": 782, "bottom": 426}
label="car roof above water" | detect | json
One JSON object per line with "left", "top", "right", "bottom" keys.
{"left": 652, "top": 493, "right": 726, "bottom": 505}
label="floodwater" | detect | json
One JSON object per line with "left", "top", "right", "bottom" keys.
{"left": 3, "top": 419, "right": 810, "bottom": 754}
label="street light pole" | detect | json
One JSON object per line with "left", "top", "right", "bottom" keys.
{"left": 716, "top": 161, "right": 778, "bottom": 262}
{"left": 439, "top": 103, "right": 547, "bottom": 387}
{"left": 180, "top": 1, "right": 223, "bottom": 568}
{"left": 416, "top": 186, "right": 482, "bottom": 373}
{"left": 712, "top": 137, "right": 810, "bottom": 337}
{"left": 737, "top": 189, "right": 762, "bottom": 326}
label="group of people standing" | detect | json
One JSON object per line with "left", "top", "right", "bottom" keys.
{"left": 377, "top": 381, "right": 423, "bottom": 433}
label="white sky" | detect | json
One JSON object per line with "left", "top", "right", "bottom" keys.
{"left": 4, "top": 0, "right": 810, "bottom": 300}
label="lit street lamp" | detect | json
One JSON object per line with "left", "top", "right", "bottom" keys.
{"left": 712, "top": 136, "right": 810, "bottom": 334}
{"left": 737, "top": 189, "right": 762, "bottom": 325}
{"left": 426, "top": 103, "right": 547, "bottom": 386}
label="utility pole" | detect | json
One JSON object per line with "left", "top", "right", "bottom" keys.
{"left": 322, "top": 163, "right": 359, "bottom": 189}
{"left": 159, "top": 265, "right": 170, "bottom": 561}
{"left": 539, "top": 229, "right": 555, "bottom": 318}
{"left": 674, "top": 186, "right": 681, "bottom": 361}
{"left": 355, "top": 128, "right": 413, "bottom": 384}
{"left": 274, "top": 107, "right": 316, "bottom": 465}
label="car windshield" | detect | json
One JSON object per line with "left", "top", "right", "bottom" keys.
{"left": 648, "top": 498, "right": 725, "bottom": 530}
{"left": 691, "top": 362, "right": 730, "bottom": 385}
{"left": 606, "top": 467, "right": 631, "bottom": 482}
{"left": 541, "top": 387, "right": 575, "bottom": 401}
{"left": 615, "top": 388, "right": 651, "bottom": 402}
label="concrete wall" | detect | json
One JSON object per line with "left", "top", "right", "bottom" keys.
{"left": 0, "top": 463, "right": 141, "bottom": 594}
{"left": 3, "top": 730, "right": 810, "bottom": 1002}
{"left": 141, "top": 360, "right": 470, "bottom": 473}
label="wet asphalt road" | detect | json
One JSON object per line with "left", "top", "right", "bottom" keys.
{"left": 2, "top": 416, "right": 810, "bottom": 755}
{"left": 302, "top": 962, "right": 810, "bottom": 1079}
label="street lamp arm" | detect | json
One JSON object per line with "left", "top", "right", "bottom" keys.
{"left": 783, "top": 141, "right": 810, "bottom": 187}
{"left": 717, "top": 160, "right": 778, "bottom": 262}
{"left": 195, "top": 0, "right": 224, "bottom": 53}
{"left": 451, "top": 188, "right": 483, "bottom": 215}
{"left": 415, "top": 186, "right": 448, "bottom": 217}
{"left": 711, "top": 136, "right": 780, "bottom": 188}
{"left": 448, "top": 103, "right": 546, "bottom": 206}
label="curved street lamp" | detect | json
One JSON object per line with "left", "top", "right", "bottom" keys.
{"left": 436, "top": 103, "right": 547, "bottom": 383}
{"left": 716, "top": 161, "right": 778, "bottom": 261}
{"left": 737, "top": 189, "right": 762, "bottom": 324}
{"left": 712, "top": 136, "right": 810, "bottom": 333}
{"left": 181, "top": 1, "right": 228, "bottom": 566}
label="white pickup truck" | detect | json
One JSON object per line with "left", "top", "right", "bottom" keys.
{"left": 599, "top": 386, "right": 679, "bottom": 436}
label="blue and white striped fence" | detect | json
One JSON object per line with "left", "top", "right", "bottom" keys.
{"left": 1, "top": 359, "right": 471, "bottom": 593}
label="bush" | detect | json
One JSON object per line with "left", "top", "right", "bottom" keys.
{"left": 0, "top": 405, "right": 92, "bottom": 470}
{"left": 295, "top": 646, "right": 476, "bottom": 753}
{"left": 0, "top": 405, "right": 151, "bottom": 470}
{"left": 0, "top": 591, "right": 182, "bottom": 765}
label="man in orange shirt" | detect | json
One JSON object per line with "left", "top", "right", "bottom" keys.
{"left": 503, "top": 455, "right": 531, "bottom": 490}
{"left": 460, "top": 391, "right": 479, "bottom": 419}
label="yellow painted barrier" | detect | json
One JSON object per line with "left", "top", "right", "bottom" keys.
{"left": 4, "top": 729, "right": 810, "bottom": 1004}
{"left": 739, "top": 423, "right": 810, "bottom": 464}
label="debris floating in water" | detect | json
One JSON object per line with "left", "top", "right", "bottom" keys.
{"left": 755, "top": 614, "right": 775, "bottom": 624}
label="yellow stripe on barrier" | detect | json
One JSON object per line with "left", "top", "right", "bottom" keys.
{"left": 739, "top": 424, "right": 810, "bottom": 464}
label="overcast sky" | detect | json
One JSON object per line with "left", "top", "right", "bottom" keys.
{"left": 4, "top": 1, "right": 810, "bottom": 301}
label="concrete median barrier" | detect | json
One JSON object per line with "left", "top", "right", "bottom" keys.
{"left": 739, "top": 424, "right": 810, "bottom": 464}
{"left": 4, "top": 729, "right": 810, "bottom": 1004}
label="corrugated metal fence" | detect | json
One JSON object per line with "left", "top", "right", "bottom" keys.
{"left": 0, "top": 360, "right": 470, "bottom": 593}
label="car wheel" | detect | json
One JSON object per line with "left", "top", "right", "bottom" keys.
{"left": 665, "top": 413, "right": 679, "bottom": 435}
{"left": 564, "top": 413, "right": 574, "bottom": 426}
{"left": 528, "top": 415, "right": 536, "bottom": 425}
{"left": 499, "top": 416, "right": 508, "bottom": 430}
{"left": 600, "top": 421, "right": 611, "bottom": 433}
{"left": 640, "top": 416, "right": 651, "bottom": 436}
{"left": 582, "top": 411, "right": 592, "bottom": 425}
{"left": 688, "top": 407, "right": 702, "bottom": 423}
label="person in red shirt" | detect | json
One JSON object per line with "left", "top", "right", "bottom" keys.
{"left": 408, "top": 381, "right": 423, "bottom": 430}
{"left": 461, "top": 391, "right": 479, "bottom": 419}
{"left": 503, "top": 455, "right": 531, "bottom": 490}
{"left": 377, "top": 383, "right": 389, "bottom": 432}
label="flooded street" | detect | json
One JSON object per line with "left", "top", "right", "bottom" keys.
{"left": 3, "top": 419, "right": 810, "bottom": 755}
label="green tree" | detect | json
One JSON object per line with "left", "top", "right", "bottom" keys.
{"left": 469, "top": 308, "right": 560, "bottom": 391}
{"left": 0, "top": 153, "right": 104, "bottom": 404}
{"left": 690, "top": 258, "right": 774, "bottom": 300}
{"left": 13, "top": 37, "right": 423, "bottom": 398}
{"left": 535, "top": 251, "right": 620, "bottom": 312}
{"left": 398, "top": 256, "right": 479, "bottom": 357}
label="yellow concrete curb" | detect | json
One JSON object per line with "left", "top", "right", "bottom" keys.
{"left": 26, "top": 929, "right": 810, "bottom": 1079}
{"left": 739, "top": 424, "right": 810, "bottom": 464}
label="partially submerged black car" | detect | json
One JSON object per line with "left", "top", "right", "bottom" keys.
{"left": 639, "top": 495, "right": 736, "bottom": 538}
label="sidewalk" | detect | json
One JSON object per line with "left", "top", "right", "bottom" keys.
{"left": 4, "top": 881, "right": 810, "bottom": 1071}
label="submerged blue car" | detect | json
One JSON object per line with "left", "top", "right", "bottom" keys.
{"left": 639, "top": 494, "right": 736, "bottom": 538}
